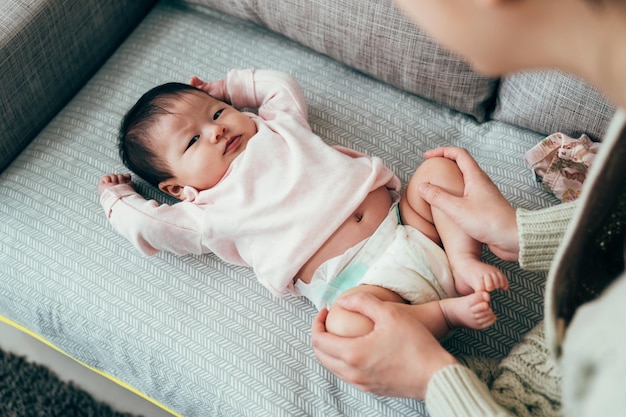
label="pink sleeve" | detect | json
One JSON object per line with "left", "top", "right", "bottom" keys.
{"left": 225, "top": 69, "right": 309, "bottom": 125}
{"left": 99, "top": 183, "right": 207, "bottom": 256}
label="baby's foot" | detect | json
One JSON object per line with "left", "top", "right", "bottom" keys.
{"left": 452, "top": 257, "right": 509, "bottom": 296}
{"left": 439, "top": 291, "right": 496, "bottom": 330}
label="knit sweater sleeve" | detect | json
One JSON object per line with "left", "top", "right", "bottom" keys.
{"left": 517, "top": 202, "right": 576, "bottom": 271}
{"left": 426, "top": 365, "right": 512, "bottom": 417}
{"left": 427, "top": 324, "right": 562, "bottom": 417}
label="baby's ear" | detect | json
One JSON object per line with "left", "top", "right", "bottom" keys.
{"left": 158, "top": 179, "right": 183, "bottom": 199}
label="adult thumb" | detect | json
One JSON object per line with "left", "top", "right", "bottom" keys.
{"left": 418, "top": 182, "right": 454, "bottom": 210}
{"left": 336, "top": 292, "right": 384, "bottom": 321}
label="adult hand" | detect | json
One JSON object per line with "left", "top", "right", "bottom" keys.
{"left": 419, "top": 147, "right": 519, "bottom": 261}
{"left": 311, "top": 293, "right": 457, "bottom": 399}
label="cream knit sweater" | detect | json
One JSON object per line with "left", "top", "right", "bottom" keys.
{"left": 425, "top": 109, "right": 626, "bottom": 417}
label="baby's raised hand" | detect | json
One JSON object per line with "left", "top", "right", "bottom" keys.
{"left": 189, "top": 76, "right": 228, "bottom": 102}
{"left": 98, "top": 173, "right": 133, "bottom": 195}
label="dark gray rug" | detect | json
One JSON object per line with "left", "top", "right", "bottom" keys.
{"left": 0, "top": 348, "right": 142, "bottom": 417}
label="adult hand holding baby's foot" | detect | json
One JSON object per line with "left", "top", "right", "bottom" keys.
{"left": 98, "top": 173, "right": 133, "bottom": 195}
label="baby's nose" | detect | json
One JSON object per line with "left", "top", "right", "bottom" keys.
{"left": 210, "top": 125, "right": 227, "bottom": 142}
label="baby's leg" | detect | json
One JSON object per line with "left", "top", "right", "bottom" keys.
{"left": 400, "top": 157, "right": 508, "bottom": 295}
{"left": 326, "top": 285, "right": 496, "bottom": 339}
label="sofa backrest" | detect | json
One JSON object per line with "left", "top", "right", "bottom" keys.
{"left": 185, "top": 0, "right": 499, "bottom": 122}
{"left": 0, "top": 0, "right": 157, "bottom": 173}
{"left": 185, "top": 0, "right": 616, "bottom": 142}
{"left": 4, "top": 0, "right": 613, "bottom": 177}
{"left": 492, "top": 70, "right": 615, "bottom": 142}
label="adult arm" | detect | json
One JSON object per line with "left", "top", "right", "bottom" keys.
{"left": 517, "top": 203, "right": 575, "bottom": 270}
{"left": 311, "top": 293, "right": 457, "bottom": 398}
{"left": 311, "top": 293, "right": 512, "bottom": 416}
{"left": 418, "top": 147, "right": 574, "bottom": 268}
{"left": 427, "top": 365, "right": 512, "bottom": 417}
{"left": 417, "top": 147, "right": 520, "bottom": 261}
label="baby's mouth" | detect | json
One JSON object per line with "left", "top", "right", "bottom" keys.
{"left": 223, "top": 135, "right": 242, "bottom": 155}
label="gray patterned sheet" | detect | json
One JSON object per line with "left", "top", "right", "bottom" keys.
{"left": 0, "top": 2, "right": 557, "bottom": 416}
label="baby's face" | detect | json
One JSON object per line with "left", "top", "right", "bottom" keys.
{"left": 154, "top": 91, "right": 257, "bottom": 198}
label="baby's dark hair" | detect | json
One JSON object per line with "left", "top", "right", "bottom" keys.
{"left": 118, "top": 82, "right": 204, "bottom": 188}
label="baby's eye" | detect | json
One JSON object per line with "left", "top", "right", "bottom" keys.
{"left": 186, "top": 135, "right": 199, "bottom": 150}
{"left": 213, "top": 109, "right": 224, "bottom": 120}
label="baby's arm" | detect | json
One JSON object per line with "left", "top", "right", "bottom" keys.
{"left": 98, "top": 174, "right": 206, "bottom": 256}
{"left": 192, "top": 70, "right": 309, "bottom": 124}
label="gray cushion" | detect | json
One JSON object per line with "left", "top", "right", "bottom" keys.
{"left": 182, "top": 0, "right": 499, "bottom": 121}
{"left": 0, "top": 0, "right": 156, "bottom": 172}
{"left": 492, "top": 70, "right": 615, "bottom": 141}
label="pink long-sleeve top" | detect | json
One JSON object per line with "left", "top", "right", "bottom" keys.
{"left": 100, "top": 69, "right": 400, "bottom": 296}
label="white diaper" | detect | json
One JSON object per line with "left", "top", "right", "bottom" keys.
{"left": 293, "top": 205, "right": 457, "bottom": 310}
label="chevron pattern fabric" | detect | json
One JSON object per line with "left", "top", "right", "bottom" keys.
{"left": 0, "top": 2, "right": 559, "bottom": 416}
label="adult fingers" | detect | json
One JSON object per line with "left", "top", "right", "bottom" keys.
{"left": 417, "top": 182, "right": 463, "bottom": 215}
{"left": 311, "top": 309, "right": 364, "bottom": 373}
{"left": 423, "top": 147, "right": 490, "bottom": 183}
{"left": 311, "top": 308, "right": 329, "bottom": 336}
{"left": 423, "top": 147, "right": 475, "bottom": 168}
{"left": 311, "top": 308, "right": 346, "bottom": 360}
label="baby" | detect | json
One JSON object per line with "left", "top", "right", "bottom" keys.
{"left": 99, "top": 69, "right": 508, "bottom": 338}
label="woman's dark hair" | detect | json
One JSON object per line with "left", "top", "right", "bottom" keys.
{"left": 118, "top": 82, "right": 204, "bottom": 188}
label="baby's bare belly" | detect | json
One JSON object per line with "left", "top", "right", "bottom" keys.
{"left": 297, "top": 186, "right": 393, "bottom": 284}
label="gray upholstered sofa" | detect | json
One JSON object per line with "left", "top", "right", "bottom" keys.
{"left": 0, "top": 0, "right": 615, "bottom": 416}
